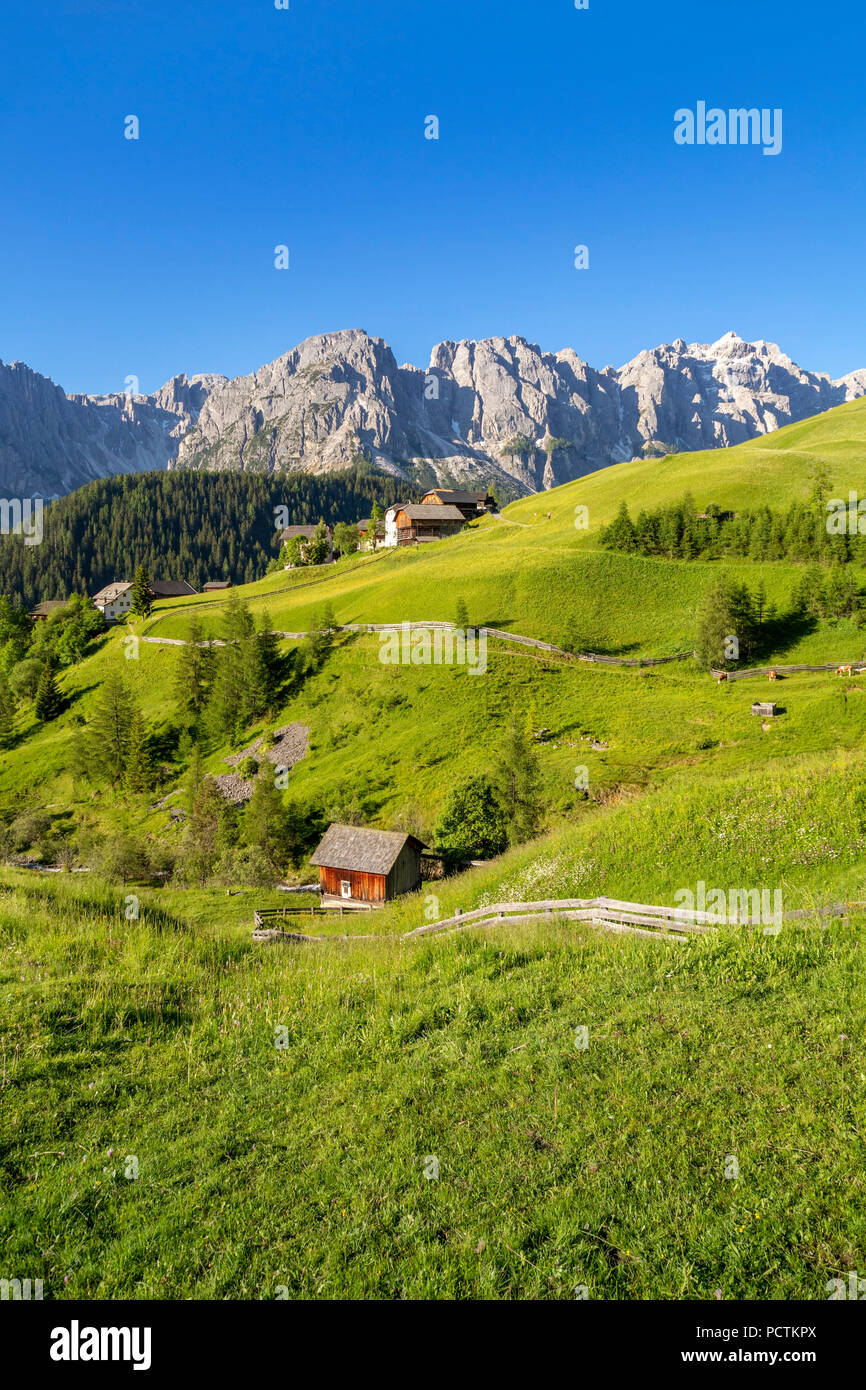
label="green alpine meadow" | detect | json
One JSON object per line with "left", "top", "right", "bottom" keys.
{"left": 2, "top": 398, "right": 865, "bottom": 1302}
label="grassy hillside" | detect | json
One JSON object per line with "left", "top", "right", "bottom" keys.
{"left": 135, "top": 397, "right": 866, "bottom": 660}
{"left": 1, "top": 871, "right": 863, "bottom": 1300}
{"left": 4, "top": 396, "right": 866, "bottom": 836}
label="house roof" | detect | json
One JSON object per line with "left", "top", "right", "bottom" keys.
{"left": 203, "top": 581, "right": 231, "bottom": 590}
{"left": 422, "top": 489, "right": 487, "bottom": 508}
{"left": 385, "top": 500, "right": 414, "bottom": 518}
{"left": 279, "top": 524, "right": 332, "bottom": 542}
{"left": 92, "top": 582, "right": 132, "bottom": 604}
{"left": 396, "top": 504, "right": 466, "bottom": 523}
{"left": 29, "top": 600, "right": 66, "bottom": 617}
{"left": 310, "top": 824, "right": 425, "bottom": 875}
{"left": 149, "top": 579, "right": 197, "bottom": 597}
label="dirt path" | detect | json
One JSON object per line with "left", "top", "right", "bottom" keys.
{"left": 140, "top": 623, "right": 690, "bottom": 668}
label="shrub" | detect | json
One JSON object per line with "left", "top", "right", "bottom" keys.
{"left": 434, "top": 775, "right": 508, "bottom": 859}
{"left": 8, "top": 810, "right": 54, "bottom": 855}
{"left": 80, "top": 829, "right": 172, "bottom": 884}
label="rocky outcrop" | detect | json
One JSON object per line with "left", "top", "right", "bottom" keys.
{"left": 0, "top": 361, "right": 224, "bottom": 497}
{"left": 173, "top": 328, "right": 866, "bottom": 496}
{"left": 2, "top": 329, "right": 863, "bottom": 499}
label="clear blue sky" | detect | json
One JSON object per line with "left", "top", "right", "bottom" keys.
{"left": 2, "top": 0, "right": 864, "bottom": 394}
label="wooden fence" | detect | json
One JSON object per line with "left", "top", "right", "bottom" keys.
{"left": 252, "top": 895, "right": 863, "bottom": 946}
{"left": 712, "top": 661, "right": 866, "bottom": 682}
{"left": 145, "top": 619, "right": 692, "bottom": 670}
{"left": 253, "top": 903, "right": 372, "bottom": 930}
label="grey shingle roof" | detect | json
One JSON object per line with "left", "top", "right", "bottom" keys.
{"left": 423, "top": 489, "right": 482, "bottom": 506}
{"left": 92, "top": 581, "right": 132, "bottom": 604}
{"left": 397, "top": 504, "right": 465, "bottom": 522}
{"left": 310, "top": 824, "right": 424, "bottom": 874}
{"left": 29, "top": 600, "right": 66, "bottom": 617}
{"left": 149, "top": 579, "right": 197, "bottom": 597}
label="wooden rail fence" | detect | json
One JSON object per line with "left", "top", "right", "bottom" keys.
{"left": 253, "top": 904, "right": 371, "bottom": 930}
{"left": 252, "top": 895, "right": 863, "bottom": 946}
{"left": 712, "top": 661, "right": 866, "bottom": 682}
{"left": 145, "top": 620, "right": 691, "bottom": 669}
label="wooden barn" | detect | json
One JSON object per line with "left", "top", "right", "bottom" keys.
{"left": 310, "top": 824, "right": 425, "bottom": 907}
{"left": 392, "top": 503, "right": 465, "bottom": 546}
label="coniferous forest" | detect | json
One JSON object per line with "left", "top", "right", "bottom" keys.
{"left": 599, "top": 492, "right": 866, "bottom": 565}
{"left": 0, "top": 469, "right": 416, "bottom": 609}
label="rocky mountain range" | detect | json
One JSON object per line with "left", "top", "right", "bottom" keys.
{"left": 2, "top": 329, "right": 865, "bottom": 499}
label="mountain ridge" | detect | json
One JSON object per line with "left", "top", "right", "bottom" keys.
{"left": 2, "top": 329, "right": 864, "bottom": 499}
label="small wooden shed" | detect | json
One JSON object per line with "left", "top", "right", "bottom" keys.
{"left": 310, "top": 825, "right": 425, "bottom": 907}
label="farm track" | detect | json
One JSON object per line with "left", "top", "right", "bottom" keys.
{"left": 139, "top": 622, "right": 692, "bottom": 667}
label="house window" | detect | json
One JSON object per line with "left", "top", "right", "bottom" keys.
{"left": 340, "top": 880, "right": 352, "bottom": 898}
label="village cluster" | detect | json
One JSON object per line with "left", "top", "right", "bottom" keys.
{"left": 26, "top": 489, "right": 495, "bottom": 624}
{"left": 278, "top": 487, "right": 494, "bottom": 563}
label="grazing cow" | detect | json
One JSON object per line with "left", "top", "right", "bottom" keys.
{"left": 768, "top": 669, "right": 777, "bottom": 681}
{"left": 836, "top": 664, "right": 853, "bottom": 677}
{"left": 716, "top": 672, "right": 727, "bottom": 683}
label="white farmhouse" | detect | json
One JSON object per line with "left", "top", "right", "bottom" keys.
{"left": 383, "top": 500, "right": 414, "bottom": 548}
{"left": 92, "top": 581, "right": 133, "bottom": 621}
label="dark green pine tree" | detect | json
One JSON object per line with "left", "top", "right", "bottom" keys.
{"left": 130, "top": 564, "right": 153, "bottom": 618}
{"left": 243, "top": 771, "right": 303, "bottom": 876}
{"left": 184, "top": 739, "right": 205, "bottom": 815}
{"left": 205, "top": 594, "right": 259, "bottom": 743}
{"left": 602, "top": 501, "right": 637, "bottom": 553}
{"left": 320, "top": 602, "right": 338, "bottom": 635}
{"left": 694, "top": 577, "right": 756, "bottom": 670}
{"left": 173, "top": 619, "right": 214, "bottom": 720}
{"left": 34, "top": 664, "right": 64, "bottom": 722}
{"left": 182, "top": 777, "right": 232, "bottom": 885}
{"left": 494, "top": 718, "right": 544, "bottom": 847}
{"left": 124, "top": 707, "right": 154, "bottom": 794}
{"left": 256, "top": 612, "right": 285, "bottom": 713}
{"left": 87, "top": 669, "right": 136, "bottom": 784}
{"left": 0, "top": 666, "right": 16, "bottom": 745}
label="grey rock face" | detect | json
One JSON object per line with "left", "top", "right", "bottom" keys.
{"left": 2, "top": 328, "right": 863, "bottom": 499}
{"left": 0, "top": 361, "right": 224, "bottom": 497}
{"left": 174, "top": 328, "right": 866, "bottom": 496}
